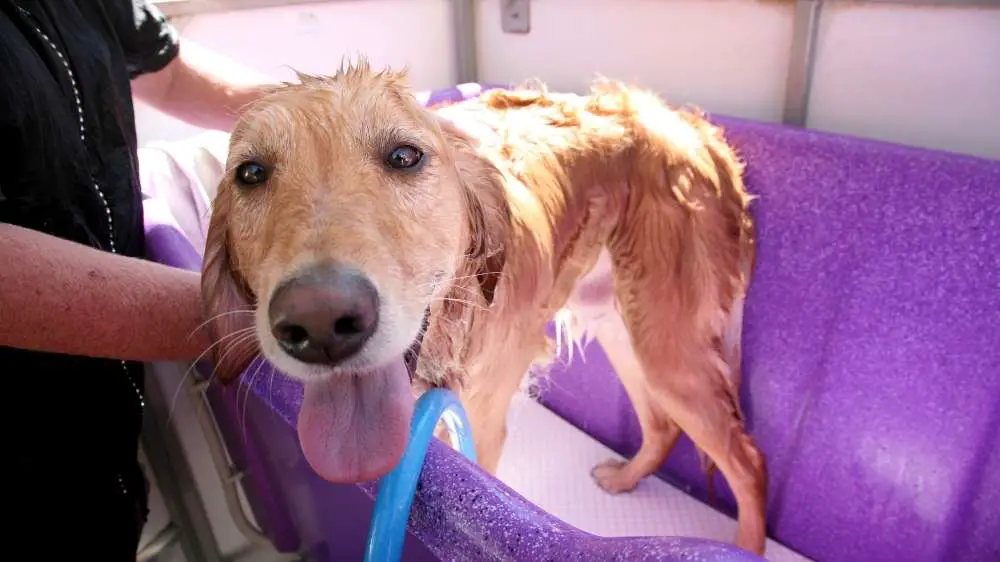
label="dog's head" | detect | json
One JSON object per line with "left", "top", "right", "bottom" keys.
{"left": 201, "top": 62, "right": 508, "bottom": 483}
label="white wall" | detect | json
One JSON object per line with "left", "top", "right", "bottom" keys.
{"left": 475, "top": 0, "right": 999, "bottom": 160}
{"left": 139, "top": 0, "right": 1000, "bottom": 160}
{"left": 808, "top": 3, "right": 1000, "bottom": 159}
{"left": 136, "top": 0, "right": 456, "bottom": 146}
{"left": 477, "top": 0, "right": 797, "bottom": 123}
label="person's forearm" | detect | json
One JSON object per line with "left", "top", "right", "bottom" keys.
{"left": 133, "top": 39, "right": 276, "bottom": 131}
{"left": 0, "top": 223, "right": 211, "bottom": 362}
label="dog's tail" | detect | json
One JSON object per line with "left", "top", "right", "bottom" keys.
{"left": 703, "top": 290, "right": 751, "bottom": 507}
{"left": 585, "top": 78, "right": 757, "bottom": 507}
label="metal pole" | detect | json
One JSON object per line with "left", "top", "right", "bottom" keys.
{"left": 141, "top": 365, "right": 225, "bottom": 562}
{"left": 451, "top": 0, "right": 479, "bottom": 84}
{"left": 782, "top": 0, "right": 824, "bottom": 127}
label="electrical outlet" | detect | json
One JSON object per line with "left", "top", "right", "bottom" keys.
{"left": 501, "top": 0, "right": 530, "bottom": 34}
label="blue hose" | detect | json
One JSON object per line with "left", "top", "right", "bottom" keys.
{"left": 364, "top": 388, "right": 477, "bottom": 562}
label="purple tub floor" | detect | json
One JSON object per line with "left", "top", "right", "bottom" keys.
{"left": 496, "top": 394, "right": 808, "bottom": 561}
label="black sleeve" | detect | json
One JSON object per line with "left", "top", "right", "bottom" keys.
{"left": 103, "top": 0, "right": 180, "bottom": 79}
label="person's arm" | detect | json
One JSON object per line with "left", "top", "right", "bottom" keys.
{"left": 106, "top": 0, "right": 277, "bottom": 131}
{"left": 0, "top": 223, "right": 210, "bottom": 362}
{"left": 130, "top": 38, "right": 277, "bottom": 131}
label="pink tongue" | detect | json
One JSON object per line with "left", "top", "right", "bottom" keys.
{"left": 297, "top": 360, "right": 414, "bottom": 483}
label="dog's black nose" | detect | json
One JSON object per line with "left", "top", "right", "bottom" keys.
{"left": 268, "top": 264, "right": 379, "bottom": 365}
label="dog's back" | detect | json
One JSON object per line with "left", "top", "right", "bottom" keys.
{"left": 435, "top": 83, "right": 754, "bottom": 295}
{"left": 432, "top": 83, "right": 755, "bottom": 357}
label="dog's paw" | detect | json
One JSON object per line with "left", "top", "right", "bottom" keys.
{"left": 590, "top": 459, "right": 640, "bottom": 495}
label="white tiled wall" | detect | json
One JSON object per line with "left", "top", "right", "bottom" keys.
{"left": 138, "top": 0, "right": 1000, "bottom": 159}
{"left": 136, "top": 0, "right": 457, "bottom": 146}
{"left": 476, "top": 0, "right": 797, "bottom": 124}
{"left": 807, "top": 3, "right": 1000, "bottom": 159}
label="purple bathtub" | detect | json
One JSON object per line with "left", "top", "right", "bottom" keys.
{"left": 143, "top": 84, "right": 1000, "bottom": 562}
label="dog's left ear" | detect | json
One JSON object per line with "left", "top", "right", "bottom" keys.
{"left": 435, "top": 115, "right": 510, "bottom": 306}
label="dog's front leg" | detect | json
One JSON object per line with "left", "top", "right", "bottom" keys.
{"left": 458, "top": 329, "right": 547, "bottom": 474}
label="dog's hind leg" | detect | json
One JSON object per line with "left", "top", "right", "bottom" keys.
{"left": 563, "top": 249, "right": 682, "bottom": 493}
{"left": 610, "top": 268, "right": 767, "bottom": 554}
{"left": 589, "top": 310, "right": 682, "bottom": 494}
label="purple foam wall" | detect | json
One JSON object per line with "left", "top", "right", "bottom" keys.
{"left": 538, "top": 115, "right": 1000, "bottom": 560}
{"left": 143, "top": 84, "right": 1000, "bottom": 562}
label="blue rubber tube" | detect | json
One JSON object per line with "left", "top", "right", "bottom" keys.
{"left": 364, "top": 388, "right": 477, "bottom": 562}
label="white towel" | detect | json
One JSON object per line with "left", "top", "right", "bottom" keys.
{"left": 137, "top": 130, "right": 230, "bottom": 255}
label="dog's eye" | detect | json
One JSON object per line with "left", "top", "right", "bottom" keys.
{"left": 235, "top": 161, "right": 269, "bottom": 186}
{"left": 385, "top": 145, "right": 424, "bottom": 170}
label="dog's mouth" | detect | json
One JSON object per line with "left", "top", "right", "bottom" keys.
{"left": 295, "top": 308, "right": 431, "bottom": 484}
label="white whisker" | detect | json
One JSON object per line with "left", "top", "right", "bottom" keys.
{"left": 187, "top": 308, "right": 256, "bottom": 341}
{"left": 168, "top": 327, "right": 258, "bottom": 422}
{"left": 240, "top": 358, "right": 268, "bottom": 444}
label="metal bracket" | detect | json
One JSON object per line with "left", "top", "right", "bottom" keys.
{"left": 141, "top": 367, "right": 225, "bottom": 562}
{"left": 188, "top": 365, "right": 275, "bottom": 547}
{"left": 137, "top": 524, "right": 181, "bottom": 562}
{"left": 501, "top": 0, "right": 530, "bottom": 34}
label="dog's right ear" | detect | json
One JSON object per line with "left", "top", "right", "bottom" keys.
{"left": 200, "top": 188, "right": 258, "bottom": 384}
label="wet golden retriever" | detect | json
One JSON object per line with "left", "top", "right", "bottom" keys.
{"left": 201, "top": 60, "right": 767, "bottom": 554}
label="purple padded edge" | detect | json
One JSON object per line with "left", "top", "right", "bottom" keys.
{"left": 142, "top": 85, "right": 758, "bottom": 562}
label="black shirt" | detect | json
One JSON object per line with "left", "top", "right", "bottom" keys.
{"left": 0, "top": 0, "right": 179, "bottom": 546}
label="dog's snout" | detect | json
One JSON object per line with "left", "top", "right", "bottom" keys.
{"left": 267, "top": 264, "right": 380, "bottom": 365}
